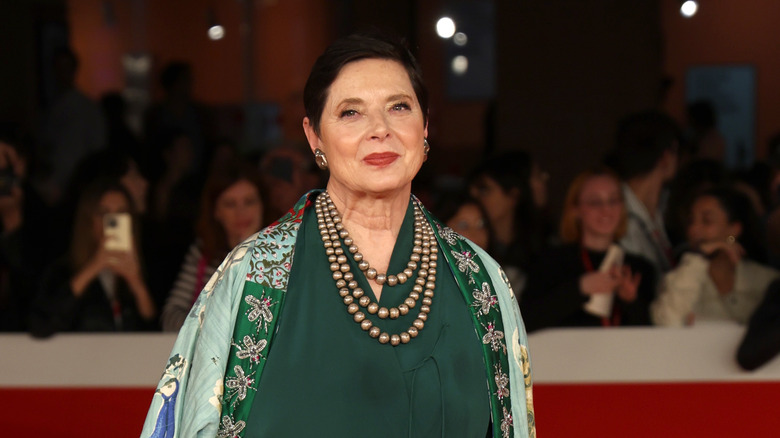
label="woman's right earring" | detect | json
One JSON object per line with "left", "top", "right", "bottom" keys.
{"left": 314, "top": 148, "right": 328, "bottom": 170}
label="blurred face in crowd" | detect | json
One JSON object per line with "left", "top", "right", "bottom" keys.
{"left": 530, "top": 163, "right": 549, "bottom": 209}
{"left": 576, "top": 175, "right": 623, "bottom": 240}
{"left": 686, "top": 195, "right": 741, "bottom": 247}
{"left": 303, "top": 58, "right": 427, "bottom": 197}
{"left": 446, "top": 202, "right": 489, "bottom": 249}
{"left": 215, "top": 179, "right": 263, "bottom": 246}
{"left": 470, "top": 175, "right": 518, "bottom": 227}
{"left": 93, "top": 190, "right": 131, "bottom": 241}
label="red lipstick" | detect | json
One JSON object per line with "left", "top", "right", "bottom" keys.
{"left": 363, "top": 152, "right": 399, "bottom": 167}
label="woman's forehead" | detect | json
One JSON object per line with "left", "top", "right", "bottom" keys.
{"left": 327, "top": 59, "right": 414, "bottom": 100}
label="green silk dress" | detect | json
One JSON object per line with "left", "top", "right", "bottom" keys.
{"left": 246, "top": 200, "right": 491, "bottom": 437}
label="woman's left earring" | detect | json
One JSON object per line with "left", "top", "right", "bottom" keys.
{"left": 423, "top": 139, "right": 430, "bottom": 162}
{"left": 314, "top": 148, "right": 328, "bottom": 170}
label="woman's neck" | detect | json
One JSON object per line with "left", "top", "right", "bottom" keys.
{"left": 581, "top": 232, "right": 613, "bottom": 251}
{"left": 326, "top": 182, "right": 411, "bottom": 237}
{"left": 492, "top": 213, "right": 516, "bottom": 246}
{"left": 627, "top": 175, "right": 663, "bottom": 216}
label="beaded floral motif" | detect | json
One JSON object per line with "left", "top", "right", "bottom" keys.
{"left": 218, "top": 196, "right": 309, "bottom": 438}
{"left": 501, "top": 407, "right": 514, "bottom": 438}
{"left": 233, "top": 335, "right": 268, "bottom": 368}
{"left": 451, "top": 250, "right": 480, "bottom": 284}
{"left": 472, "top": 282, "right": 498, "bottom": 317}
{"left": 494, "top": 363, "right": 510, "bottom": 401}
{"left": 437, "top": 224, "right": 462, "bottom": 245}
{"left": 244, "top": 294, "right": 275, "bottom": 334}
{"left": 217, "top": 415, "right": 246, "bottom": 438}
{"left": 482, "top": 321, "right": 507, "bottom": 354}
{"left": 426, "top": 200, "right": 516, "bottom": 438}
{"left": 225, "top": 365, "right": 257, "bottom": 407}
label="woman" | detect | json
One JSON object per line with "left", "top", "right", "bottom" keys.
{"left": 142, "top": 33, "right": 535, "bottom": 438}
{"left": 652, "top": 186, "right": 779, "bottom": 326}
{"left": 520, "top": 167, "right": 655, "bottom": 332}
{"left": 161, "top": 163, "right": 265, "bottom": 331}
{"left": 30, "top": 179, "right": 156, "bottom": 335}
{"left": 435, "top": 190, "right": 492, "bottom": 250}
{"left": 469, "top": 150, "right": 550, "bottom": 295}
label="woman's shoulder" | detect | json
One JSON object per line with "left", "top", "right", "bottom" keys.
{"left": 739, "top": 258, "right": 780, "bottom": 280}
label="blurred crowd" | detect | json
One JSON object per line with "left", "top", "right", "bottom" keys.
{"left": 3, "top": 47, "right": 780, "bottom": 371}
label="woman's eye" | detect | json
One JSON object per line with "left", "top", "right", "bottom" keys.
{"left": 340, "top": 109, "right": 358, "bottom": 118}
{"left": 391, "top": 102, "right": 411, "bottom": 111}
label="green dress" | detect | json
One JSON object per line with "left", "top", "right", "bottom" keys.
{"left": 246, "top": 200, "right": 491, "bottom": 437}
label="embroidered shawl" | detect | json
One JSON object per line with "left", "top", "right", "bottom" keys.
{"left": 140, "top": 192, "right": 536, "bottom": 438}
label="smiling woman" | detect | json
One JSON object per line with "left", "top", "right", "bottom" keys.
{"left": 520, "top": 167, "right": 657, "bottom": 332}
{"left": 141, "top": 32, "right": 535, "bottom": 438}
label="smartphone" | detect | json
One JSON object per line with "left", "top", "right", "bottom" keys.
{"left": 103, "top": 213, "right": 133, "bottom": 252}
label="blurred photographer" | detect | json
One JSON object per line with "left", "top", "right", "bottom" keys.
{"left": 30, "top": 179, "right": 156, "bottom": 336}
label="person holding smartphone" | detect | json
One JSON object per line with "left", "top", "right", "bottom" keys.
{"left": 520, "top": 167, "right": 656, "bottom": 332}
{"left": 30, "top": 179, "right": 156, "bottom": 335}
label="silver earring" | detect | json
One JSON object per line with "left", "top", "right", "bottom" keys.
{"left": 423, "top": 139, "right": 430, "bottom": 162}
{"left": 314, "top": 148, "right": 328, "bottom": 170}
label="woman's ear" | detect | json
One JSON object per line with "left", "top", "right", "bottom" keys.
{"left": 302, "top": 117, "right": 322, "bottom": 155}
{"left": 729, "top": 222, "right": 743, "bottom": 240}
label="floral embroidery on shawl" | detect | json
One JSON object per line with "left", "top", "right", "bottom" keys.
{"left": 421, "top": 198, "right": 519, "bottom": 438}
{"left": 218, "top": 196, "right": 309, "bottom": 437}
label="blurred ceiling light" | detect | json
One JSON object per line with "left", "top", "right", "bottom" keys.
{"left": 453, "top": 32, "right": 468, "bottom": 46}
{"left": 680, "top": 0, "right": 698, "bottom": 17}
{"left": 436, "top": 17, "right": 456, "bottom": 38}
{"left": 208, "top": 25, "right": 225, "bottom": 40}
{"left": 451, "top": 55, "right": 468, "bottom": 75}
{"left": 207, "top": 7, "right": 225, "bottom": 41}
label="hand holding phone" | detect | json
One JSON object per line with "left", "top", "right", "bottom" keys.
{"left": 103, "top": 213, "right": 133, "bottom": 252}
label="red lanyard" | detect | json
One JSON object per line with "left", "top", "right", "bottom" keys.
{"left": 580, "top": 246, "right": 621, "bottom": 327}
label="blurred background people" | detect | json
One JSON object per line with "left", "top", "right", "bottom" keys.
{"left": 434, "top": 190, "right": 492, "bottom": 250}
{"left": 160, "top": 161, "right": 265, "bottom": 331}
{"left": 469, "top": 150, "right": 551, "bottom": 295}
{"left": 36, "top": 46, "right": 106, "bottom": 205}
{"left": 0, "top": 138, "right": 36, "bottom": 331}
{"left": 259, "top": 143, "right": 322, "bottom": 220}
{"left": 606, "top": 110, "right": 681, "bottom": 280}
{"left": 30, "top": 180, "right": 155, "bottom": 335}
{"left": 144, "top": 61, "right": 210, "bottom": 176}
{"left": 686, "top": 99, "right": 727, "bottom": 162}
{"left": 737, "top": 278, "right": 780, "bottom": 371}
{"left": 652, "top": 186, "right": 778, "bottom": 326}
{"left": 520, "top": 167, "right": 656, "bottom": 332}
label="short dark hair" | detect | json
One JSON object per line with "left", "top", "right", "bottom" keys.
{"left": 694, "top": 185, "right": 762, "bottom": 261}
{"left": 303, "top": 32, "right": 429, "bottom": 136}
{"left": 607, "top": 110, "right": 681, "bottom": 180}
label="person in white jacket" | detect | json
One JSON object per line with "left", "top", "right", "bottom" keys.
{"left": 652, "top": 186, "right": 779, "bottom": 326}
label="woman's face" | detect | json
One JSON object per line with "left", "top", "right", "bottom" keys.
{"left": 470, "top": 176, "right": 517, "bottom": 227}
{"left": 214, "top": 179, "right": 263, "bottom": 245}
{"left": 303, "top": 58, "right": 427, "bottom": 197}
{"left": 686, "top": 195, "right": 741, "bottom": 246}
{"left": 446, "top": 203, "right": 489, "bottom": 249}
{"left": 576, "top": 175, "right": 623, "bottom": 240}
{"left": 93, "top": 190, "right": 131, "bottom": 241}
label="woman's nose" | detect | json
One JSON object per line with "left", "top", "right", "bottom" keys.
{"left": 367, "top": 111, "right": 390, "bottom": 140}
